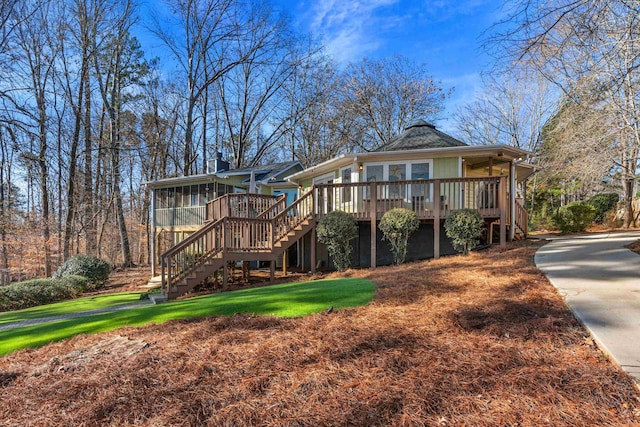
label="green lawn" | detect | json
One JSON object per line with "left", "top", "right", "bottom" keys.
{"left": 0, "top": 292, "right": 145, "bottom": 325}
{"left": 0, "top": 278, "right": 375, "bottom": 356}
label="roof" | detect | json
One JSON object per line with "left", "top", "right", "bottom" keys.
{"left": 375, "top": 120, "right": 468, "bottom": 152}
{"left": 145, "top": 161, "right": 302, "bottom": 188}
{"left": 217, "top": 161, "right": 302, "bottom": 183}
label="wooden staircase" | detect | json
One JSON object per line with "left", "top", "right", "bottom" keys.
{"left": 488, "top": 199, "right": 528, "bottom": 244}
{"left": 161, "top": 191, "right": 315, "bottom": 299}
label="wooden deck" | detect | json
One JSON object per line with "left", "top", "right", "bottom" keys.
{"left": 159, "top": 176, "right": 524, "bottom": 299}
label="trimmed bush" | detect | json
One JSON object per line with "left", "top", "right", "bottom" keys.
{"left": 0, "top": 275, "right": 88, "bottom": 312}
{"left": 587, "top": 193, "right": 619, "bottom": 224}
{"left": 444, "top": 209, "right": 485, "bottom": 255}
{"left": 379, "top": 208, "right": 419, "bottom": 265}
{"left": 553, "top": 202, "right": 595, "bottom": 233}
{"left": 54, "top": 255, "right": 111, "bottom": 288}
{"left": 317, "top": 210, "right": 358, "bottom": 271}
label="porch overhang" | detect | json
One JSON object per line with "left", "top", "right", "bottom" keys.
{"left": 285, "top": 145, "right": 534, "bottom": 184}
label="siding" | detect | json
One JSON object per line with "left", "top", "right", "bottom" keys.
{"left": 433, "top": 157, "right": 459, "bottom": 179}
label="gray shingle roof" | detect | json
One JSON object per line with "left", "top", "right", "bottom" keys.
{"left": 375, "top": 120, "right": 468, "bottom": 152}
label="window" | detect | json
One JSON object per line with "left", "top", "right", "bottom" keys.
{"left": 341, "top": 167, "right": 352, "bottom": 203}
{"left": 191, "top": 185, "right": 199, "bottom": 206}
{"left": 411, "top": 163, "right": 429, "bottom": 180}
{"left": 365, "top": 165, "right": 383, "bottom": 182}
{"left": 167, "top": 188, "right": 175, "bottom": 208}
{"left": 200, "top": 184, "right": 208, "bottom": 205}
{"left": 313, "top": 172, "right": 335, "bottom": 185}
{"left": 388, "top": 164, "right": 406, "bottom": 198}
{"left": 411, "top": 162, "right": 430, "bottom": 200}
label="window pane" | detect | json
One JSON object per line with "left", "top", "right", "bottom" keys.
{"left": 411, "top": 163, "right": 429, "bottom": 180}
{"left": 157, "top": 189, "right": 166, "bottom": 208}
{"left": 389, "top": 164, "right": 406, "bottom": 198}
{"left": 366, "top": 165, "right": 383, "bottom": 181}
{"left": 342, "top": 167, "right": 352, "bottom": 183}
{"left": 168, "top": 188, "right": 175, "bottom": 208}
{"left": 200, "top": 184, "right": 208, "bottom": 205}
{"left": 342, "top": 168, "right": 352, "bottom": 203}
{"left": 389, "top": 164, "right": 406, "bottom": 181}
{"left": 176, "top": 187, "right": 189, "bottom": 208}
{"left": 191, "top": 185, "right": 199, "bottom": 206}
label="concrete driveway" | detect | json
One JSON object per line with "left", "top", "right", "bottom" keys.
{"left": 535, "top": 231, "right": 640, "bottom": 384}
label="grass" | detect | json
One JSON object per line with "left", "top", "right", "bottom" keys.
{"left": 0, "top": 292, "right": 145, "bottom": 325}
{"left": 0, "top": 278, "right": 375, "bottom": 356}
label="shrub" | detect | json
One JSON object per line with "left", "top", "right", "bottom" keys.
{"left": 379, "top": 208, "right": 419, "bottom": 265}
{"left": 54, "top": 255, "right": 111, "bottom": 289}
{"left": 0, "top": 275, "right": 88, "bottom": 311}
{"left": 317, "top": 210, "right": 358, "bottom": 271}
{"left": 553, "top": 202, "right": 595, "bottom": 233}
{"left": 587, "top": 193, "right": 619, "bottom": 224}
{"left": 444, "top": 209, "right": 484, "bottom": 255}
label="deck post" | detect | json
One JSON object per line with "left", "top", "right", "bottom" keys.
{"left": 151, "top": 189, "right": 156, "bottom": 276}
{"left": 509, "top": 161, "right": 516, "bottom": 241}
{"left": 370, "top": 182, "right": 377, "bottom": 268}
{"left": 311, "top": 226, "right": 317, "bottom": 274}
{"left": 499, "top": 176, "right": 507, "bottom": 247}
{"left": 222, "top": 260, "right": 229, "bottom": 288}
{"left": 270, "top": 259, "right": 275, "bottom": 282}
{"left": 434, "top": 180, "right": 441, "bottom": 259}
{"left": 282, "top": 251, "right": 287, "bottom": 276}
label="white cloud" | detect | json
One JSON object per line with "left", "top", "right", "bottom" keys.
{"left": 306, "top": 0, "right": 400, "bottom": 64}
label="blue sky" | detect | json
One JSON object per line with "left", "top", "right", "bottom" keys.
{"left": 138, "top": 0, "right": 504, "bottom": 132}
{"left": 272, "top": 0, "right": 505, "bottom": 130}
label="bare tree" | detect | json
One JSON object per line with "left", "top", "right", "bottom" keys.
{"left": 216, "top": 2, "right": 309, "bottom": 168}
{"left": 93, "top": 0, "right": 146, "bottom": 266}
{"left": 151, "top": 0, "right": 265, "bottom": 175}
{"left": 489, "top": 0, "right": 640, "bottom": 227}
{"left": 341, "top": 55, "right": 449, "bottom": 150}
{"left": 455, "top": 70, "right": 554, "bottom": 152}
{"left": 11, "top": 0, "right": 60, "bottom": 276}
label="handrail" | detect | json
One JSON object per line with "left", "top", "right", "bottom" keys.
{"left": 514, "top": 199, "right": 528, "bottom": 236}
{"left": 206, "top": 193, "right": 283, "bottom": 221}
{"left": 272, "top": 189, "right": 314, "bottom": 242}
{"left": 256, "top": 193, "right": 287, "bottom": 219}
{"left": 161, "top": 218, "right": 225, "bottom": 294}
{"left": 161, "top": 191, "right": 314, "bottom": 296}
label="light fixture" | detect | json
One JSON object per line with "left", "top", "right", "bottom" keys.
{"left": 358, "top": 163, "right": 363, "bottom": 171}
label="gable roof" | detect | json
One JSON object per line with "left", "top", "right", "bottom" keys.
{"left": 217, "top": 161, "right": 302, "bottom": 183}
{"left": 375, "top": 120, "right": 467, "bottom": 152}
{"left": 144, "top": 161, "right": 302, "bottom": 188}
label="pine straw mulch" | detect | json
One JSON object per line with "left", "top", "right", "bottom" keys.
{"left": 1, "top": 239, "right": 640, "bottom": 426}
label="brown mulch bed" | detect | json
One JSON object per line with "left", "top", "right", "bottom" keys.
{"left": 1, "top": 240, "right": 639, "bottom": 426}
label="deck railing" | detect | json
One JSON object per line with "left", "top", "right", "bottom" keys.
{"left": 206, "top": 193, "right": 283, "bottom": 221}
{"left": 161, "top": 190, "right": 315, "bottom": 294}
{"left": 514, "top": 199, "right": 528, "bottom": 236}
{"left": 161, "top": 178, "right": 520, "bottom": 295}
{"left": 155, "top": 206, "right": 207, "bottom": 227}
{"left": 314, "top": 177, "right": 505, "bottom": 220}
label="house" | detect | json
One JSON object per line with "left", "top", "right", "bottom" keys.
{"left": 146, "top": 154, "right": 303, "bottom": 276}
{"left": 154, "top": 121, "right": 535, "bottom": 299}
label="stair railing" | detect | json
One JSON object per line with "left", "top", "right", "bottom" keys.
{"left": 160, "top": 218, "right": 225, "bottom": 295}
{"left": 256, "top": 193, "right": 287, "bottom": 219}
{"left": 514, "top": 199, "right": 528, "bottom": 236}
{"left": 162, "top": 189, "right": 316, "bottom": 296}
{"left": 272, "top": 189, "right": 314, "bottom": 242}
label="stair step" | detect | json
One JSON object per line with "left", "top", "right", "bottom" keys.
{"left": 148, "top": 293, "right": 168, "bottom": 304}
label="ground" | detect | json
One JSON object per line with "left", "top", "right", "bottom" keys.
{"left": 1, "top": 239, "right": 639, "bottom": 426}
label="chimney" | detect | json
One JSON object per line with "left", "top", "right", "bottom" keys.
{"left": 207, "top": 152, "right": 230, "bottom": 174}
